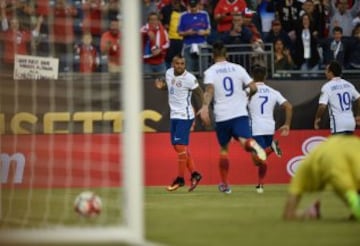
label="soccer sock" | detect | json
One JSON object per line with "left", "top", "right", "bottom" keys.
{"left": 258, "top": 163, "right": 267, "bottom": 185}
{"left": 244, "top": 138, "right": 253, "bottom": 152}
{"left": 219, "top": 154, "right": 229, "bottom": 184}
{"left": 265, "top": 146, "right": 272, "bottom": 156}
{"left": 186, "top": 150, "right": 195, "bottom": 174}
{"left": 174, "top": 145, "right": 187, "bottom": 178}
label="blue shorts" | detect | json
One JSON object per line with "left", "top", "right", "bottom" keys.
{"left": 252, "top": 135, "right": 273, "bottom": 149}
{"left": 170, "top": 119, "right": 194, "bottom": 145}
{"left": 215, "top": 116, "right": 251, "bottom": 148}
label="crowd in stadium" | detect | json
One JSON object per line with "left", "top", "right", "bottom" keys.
{"left": 0, "top": 0, "right": 360, "bottom": 75}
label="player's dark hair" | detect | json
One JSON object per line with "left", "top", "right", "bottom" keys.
{"left": 212, "top": 41, "right": 227, "bottom": 58}
{"left": 252, "top": 65, "right": 266, "bottom": 81}
{"left": 328, "top": 60, "right": 342, "bottom": 76}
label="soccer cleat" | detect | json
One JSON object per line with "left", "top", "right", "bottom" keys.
{"left": 256, "top": 184, "right": 264, "bottom": 194}
{"left": 188, "top": 171, "right": 202, "bottom": 192}
{"left": 166, "top": 177, "right": 185, "bottom": 192}
{"left": 247, "top": 139, "right": 267, "bottom": 164}
{"left": 271, "top": 140, "right": 282, "bottom": 157}
{"left": 218, "top": 183, "right": 232, "bottom": 194}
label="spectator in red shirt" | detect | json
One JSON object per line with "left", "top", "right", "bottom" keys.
{"left": 74, "top": 32, "right": 100, "bottom": 73}
{"left": 82, "top": 0, "right": 107, "bottom": 45}
{"left": 51, "top": 0, "right": 77, "bottom": 56}
{"left": 214, "top": 0, "right": 247, "bottom": 38}
{"left": 100, "top": 18, "right": 121, "bottom": 73}
{"left": 141, "top": 12, "right": 169, "bottom": 74}
{"left": 0, "top": 0, "right": 43, "bottom": 72}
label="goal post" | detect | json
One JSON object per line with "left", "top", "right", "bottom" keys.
{"left": 0, "top": 0, "right": 154, "bottom": 245}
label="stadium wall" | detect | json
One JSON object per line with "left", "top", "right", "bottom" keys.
{"left": 1, "top": 75, "right": 360, "bottom": 187}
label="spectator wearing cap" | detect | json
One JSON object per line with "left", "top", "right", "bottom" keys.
{"left": 264, "top": 19, "right": 293, "bottom": 52}
{"left": 214, "top": 0, "right": 247, "bottom": 40}
{"left": 242, "top": 8, "right": 262, "bottom": 43}
{"left": 178, "top": 0, "right": 211, "bottom": 73}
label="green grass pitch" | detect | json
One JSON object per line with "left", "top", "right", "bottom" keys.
{"left": 1, "top": 185, "right": 359, "bottom": 246}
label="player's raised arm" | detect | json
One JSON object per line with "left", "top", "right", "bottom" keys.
{"left": 199, "top": 84, "right": 214, "bottom": 127}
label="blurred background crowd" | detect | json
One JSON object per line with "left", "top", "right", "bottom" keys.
{"left": 0, "top": 0, "right": 359, "bottom": 76}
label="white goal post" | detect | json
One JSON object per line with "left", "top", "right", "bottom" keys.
{"left": 0, "top": 1, "right": 155, "bottom": 245}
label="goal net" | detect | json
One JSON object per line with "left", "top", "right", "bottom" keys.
{"left": 0, "top": 0, "right": 150, "bottom": 245}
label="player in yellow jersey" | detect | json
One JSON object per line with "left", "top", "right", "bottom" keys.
{"left": 283, "top": 135, "right": 360, "bottom": 221}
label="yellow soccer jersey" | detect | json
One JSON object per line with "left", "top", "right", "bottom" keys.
{"left": 289, "top": 135, "right": 360, "bottom": 197}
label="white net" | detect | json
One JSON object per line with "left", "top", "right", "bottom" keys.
{"left": 0, "top": 0, "right": 146, "bottom": 245}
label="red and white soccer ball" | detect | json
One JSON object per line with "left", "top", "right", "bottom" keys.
{"left": 74, "top": 191, "right": 102, "bottom": 217}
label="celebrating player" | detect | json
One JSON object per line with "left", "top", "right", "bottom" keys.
{"left": 283, "top": 135, "right": 360, "bottom": 221}
{"left": 155, "top": 54, "right": 203, "bottom": 192}
{"left": 199, "top": 41, "right": 266, "bottom": 194}
{"left": 248, "top": 65, "right": 293, "bottom": 193}
{"left": 314, "top": 60, "right": 360, "bottom": 134}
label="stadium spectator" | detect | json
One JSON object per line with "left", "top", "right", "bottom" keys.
{"left": 0, "top": 0, "right": 43, "bottom": 72}
{"left": 100, "top": 18, "right": 121, "bottom": 73}
{"left": 248, "top": 65, "right": 293, "bottom": 193}
{"left": 256, "top": 0, "right": 275, "bottom": 39}
{"left": 274, "top": 0, "right": 303, "bottom": 41}
{"left": 50, "top": 0, "right": 78, "bottom": 72}
{"left": 264, "top": 19, "right": 293, "bottom": 51}
{"left": 199, "top": 41, "right": 267, "bottom": 194}
{"left": 273, "top": 38, "right": 295, "bottom": 75}
{"left": 314, "top": 60, "right": 360, "bottom": 134}
{"left": 178, "top": 0, "right": 211, "bottom": 73}
{"left": 346, "top": 23, "right": 360, "bottom": 69}
{"left": 160, "top": 0, "right": 187, "bottom": 68}
{"left": 293, "top": 13, "right": 320, "bottom": 76}
{"left": 142, "top": 0, "right": 159, "bottom": 25}
{"left": 222, "top": 13, "right": 253, "bottom": 46}
{"left": 81, "top": 0, "right": 107, "bottom": 45}
{"left": 328, "top": 0, "right": 360, "bottom": 37}
{"left": 320, "top": 26, "right": 347, "bottom": 67}
{"left": 105, "top": 0, "right": 121, "bottom": 22}
{"left": 213, "top": 0, "right": 247, "bottom": 39}
{"left": 242, "top": 8, "right": 262, "bottom": 43}
{"left": 283, "top": 135, "right": 360, "bottom": 221}
{"left": 74, "top": 32, "right": 100, "bottom": 73}
{"left": 141, "top": 12, "right": 169, "bottom": 74}
{"left": 154, "top": 55, "right": 203, "bottom": 192}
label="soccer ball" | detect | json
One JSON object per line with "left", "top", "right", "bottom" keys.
{"left": 74, "top": 191, "right": 102, "bottom": 217}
